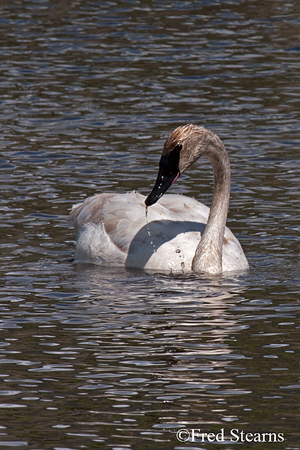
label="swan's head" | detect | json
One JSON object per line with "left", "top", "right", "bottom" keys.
{"left": 145, "top": 124, "right": 214, "bottom": 207}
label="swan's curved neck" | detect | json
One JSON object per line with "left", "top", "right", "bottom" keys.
{"left": 192, "top": 138, "right": 231, "bottom": 274}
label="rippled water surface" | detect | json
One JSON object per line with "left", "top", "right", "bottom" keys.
{"left": 1, "top": 1, "right": 300, "bottom": 449}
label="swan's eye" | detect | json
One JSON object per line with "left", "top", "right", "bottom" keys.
{"left": 174, "top": 144, "right": 182, "bottom": 152}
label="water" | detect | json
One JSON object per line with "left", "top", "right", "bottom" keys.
{"left": 1, "top": 0, "right": 300, "bottom": 449}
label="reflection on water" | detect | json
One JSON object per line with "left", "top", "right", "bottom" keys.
{"left": 1, "top": 0, "right": 300, "bottom": 448}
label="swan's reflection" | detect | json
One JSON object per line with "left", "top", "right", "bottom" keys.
{"left": 72, "top": 263, "right": 248, "bottom": 368}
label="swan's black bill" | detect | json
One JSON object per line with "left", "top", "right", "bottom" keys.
{"left": 145, "top": 162, "right": 180, "bottom": 206}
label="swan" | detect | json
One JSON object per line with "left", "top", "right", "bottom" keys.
{"left": 69, "top": 124, "right": 248, "bottom": 274}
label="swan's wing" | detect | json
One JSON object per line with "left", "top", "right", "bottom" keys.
{"left": 69, "top": 192, "right": 114, "bottom": 236}
{"left": 69, "top": 192, "right": 147, "bottom": 262}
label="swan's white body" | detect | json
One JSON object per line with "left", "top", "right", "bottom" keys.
{"left": 70, "top": 191, "right": 248, "bottom": 274}
{"left": 69, "top": 125, "right": 249, "bottom": 274}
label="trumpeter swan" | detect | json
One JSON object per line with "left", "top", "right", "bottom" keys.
{"left": 69, "top": 124, "right": 248, "bottom": 274}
